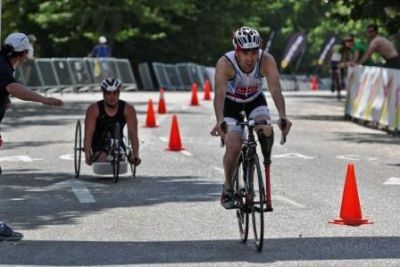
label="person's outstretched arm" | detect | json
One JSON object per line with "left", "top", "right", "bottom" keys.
{"left": 6, "top": 83, "right": 63, "bottom": 106}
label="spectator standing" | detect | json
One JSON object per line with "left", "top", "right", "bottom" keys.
{"left": 88, "top": 36, "right": 111, "bottom": 58}
{"left": 358, "top": 24, "right": 400, "bottom": 69}
{"left": 0, "top": 32, "right": 63, "bottom": 241}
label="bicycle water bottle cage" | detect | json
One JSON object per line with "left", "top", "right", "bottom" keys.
{"left": 239, "top": 111, "right": 246, "bottom": 121}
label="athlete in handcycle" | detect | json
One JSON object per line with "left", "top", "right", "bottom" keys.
{"left": 74, "top": 78, "right": 141, "bottom": 182}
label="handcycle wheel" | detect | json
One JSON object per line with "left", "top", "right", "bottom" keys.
{"left": 127, "top": 137, "right": 136, "bottom": 178}
{"left": 74, "top": 120, "right": 82, "bottom": 178}
{"left": 234, "top": 152, "right": 249, "bottom": 243}
{"left": 111, "top": 123, "right": 121, "bottom": 183}
{"left": 250, "top": 154, "right": 265, "bottom": 252}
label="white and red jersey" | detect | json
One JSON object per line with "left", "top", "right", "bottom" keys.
{"left": 224, "top": 50, "right": 265, "bottom": 103}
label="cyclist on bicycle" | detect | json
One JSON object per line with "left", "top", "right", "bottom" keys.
{"left": 83, "top": 78, "right": 141, "bottom": 166}
{"left": 210, "top": 26, "right": 292, "bottom": 209}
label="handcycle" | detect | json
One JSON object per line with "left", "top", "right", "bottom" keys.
{"left": 224, "top": 113, "right": 286, "bottom": 252}
{"left": 74, "top": 120, "right": 136, "bottom": 183}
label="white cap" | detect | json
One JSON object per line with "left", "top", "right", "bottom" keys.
{"left": 99, "top": 36, "right": 107, "bottom": 43}
{"left": 5, "top": 33, "right": 30, "bottom": 52}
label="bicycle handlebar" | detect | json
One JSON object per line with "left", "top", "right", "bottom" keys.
{"left": 221, "top": 118, "right": 287, "bottom": 146}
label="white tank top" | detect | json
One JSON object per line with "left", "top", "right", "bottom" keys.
{"left": 224, "top": 50, "right": 265, "bottom": 103}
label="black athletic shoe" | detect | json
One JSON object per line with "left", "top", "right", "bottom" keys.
{"left": 220, "top": 185, "right": 235, "bottom": 209}
{"left": 0, "top": 222, "right": 23, "bottom": 241}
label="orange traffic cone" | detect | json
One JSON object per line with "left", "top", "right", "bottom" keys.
{"left": 167, "top": 114, "right": 184, "bottom": 151}
{"left": 329, "top": 163, "right": 372, "bottom": 225}
{"left": 190, "top": 83, "right": 199, "bottom": 106}
{"left": 145, "top": 99, "right": 157, "bottom": 127}
{"left": 310, "top": 76, "right": 318, "bottom": 91}
{"left": 203, "top": 80, "right": 212, "bottom": 100}
{"left": 158, "top": 88, "right": 167, "bottom": 114}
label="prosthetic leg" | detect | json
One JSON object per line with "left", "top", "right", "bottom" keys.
{"left": 257, "top": 128, "right": 274, "bottom": 211}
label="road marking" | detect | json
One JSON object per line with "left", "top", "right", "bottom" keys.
{"left": 273, "top": 153, "right": 314, "bottom": 159}
{"left": 214, "top": 167, "right": 224, "bottom": 174}
{"left": 60, "top": 154, "right": 74, "bottom": 160}
{"left": 46, "top": 179, "right": 98, "bottom": 203}
{"left": 0, "top": 155, "right": 43, "bottom": 162}
{"left": 159, "top": 137, "right": 168, "bottom": 142}
{"left": 383, "top": 177, "right": 400, "bottom": 185}
{"left": 337, "top": 155, "right": 377, "bottom": 161}
{"left": 274, "top": 195, "right": 305, "bottom": 208}
{"left": 180, "top": 150, "right": 192, "bottom": 156}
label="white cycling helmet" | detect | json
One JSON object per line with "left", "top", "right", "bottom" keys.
{"left": 101, "top": 78, "right": 122, "bottom": 92}
{"left": 4, "top": 32, "right": 30, "bottom": 52}
{"left": 232, "top": 26, "right": 261, "bottom": 50}
{"left": 99, "top": 36, "right": 107, "bottom": 44}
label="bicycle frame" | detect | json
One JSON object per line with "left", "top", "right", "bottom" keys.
{"left": 238, "top": 120, "right": 270, "bottom": 210}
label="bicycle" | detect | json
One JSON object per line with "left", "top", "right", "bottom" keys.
{"left": 224, "top": 114, "right": 286, "bottom": 252}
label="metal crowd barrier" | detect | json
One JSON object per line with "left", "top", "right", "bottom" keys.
{"left": 139, "top": 61, "right": 311, "bottom": 92}
{"left": 15, "top": 57, "right": 138, "bottom": 92}
{"left": 142, "top": 62, "right": 212, "bottom": 91}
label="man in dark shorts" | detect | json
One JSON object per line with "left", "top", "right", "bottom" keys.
{"left": 210, "top": 26, "right": 292, "bottom": 209}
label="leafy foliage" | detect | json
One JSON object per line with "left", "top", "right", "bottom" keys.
{"left": 2, "top": 0, "right": 399, "bottom": 73}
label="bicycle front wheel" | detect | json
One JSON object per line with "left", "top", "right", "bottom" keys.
{"left": 112, "top": 123, "right": 121, "bottom": 183}
{"left": 234, "top": 152, "right": 249, "bottom": 243}
{"left": 249, "top": 154, "right": 265, "bottom": 252}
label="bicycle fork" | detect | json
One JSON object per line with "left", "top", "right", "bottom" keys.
{"left": 264, "top": 164, "right": 273, "bottom": 212}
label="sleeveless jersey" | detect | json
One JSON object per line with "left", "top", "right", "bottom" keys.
{"left": 92, "top": 100, "right": 126, "bottom": 152}
{"left": 224, "top": 50, "right": 265, "bottom": 103}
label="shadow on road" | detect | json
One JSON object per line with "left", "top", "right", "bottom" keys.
{"left": 333, "top": 132, "right": 400, "bottom": 145}
{"left": 1, "top": 101, "right": 148, "bottom": 129}
{"left": 292, "top": 114, "right": 346, "bottom": 121}
{"left": 1, "top": 236, "right": 399, "bottom": 265}
{"left": 0, "top": 171, "right": 220, "bottom": 230}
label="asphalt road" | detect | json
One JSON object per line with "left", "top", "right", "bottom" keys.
{"left": 0, "top": 90, "right": 399, "bottom": 266}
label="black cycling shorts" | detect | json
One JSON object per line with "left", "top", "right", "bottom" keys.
{"left": 224, "top": 93, "right": 269, "bottom": 121}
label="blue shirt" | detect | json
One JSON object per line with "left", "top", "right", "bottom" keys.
{"left": 90, "top": 44, "right": 110, "bottom": 58}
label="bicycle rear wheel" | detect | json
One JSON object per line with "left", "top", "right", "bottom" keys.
{"left": 112, "top": 123, "right": 121, "bottom": 183}
{"left": 234, "top": 152, "right": 249, "bottom": 243}
{"left": 249, "top": 154, "right": 265, "bottom": 252}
